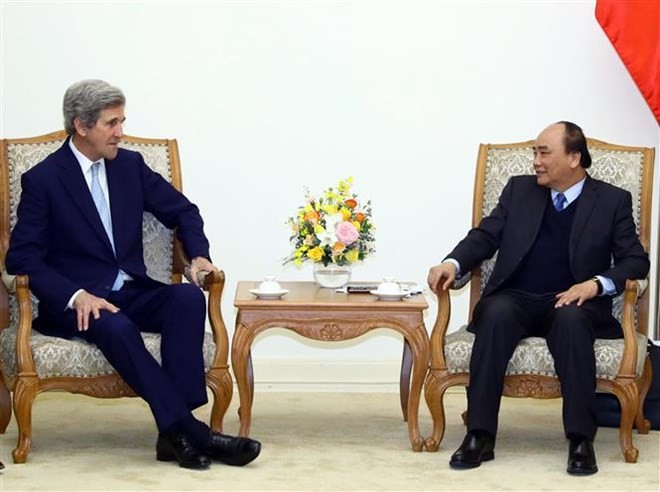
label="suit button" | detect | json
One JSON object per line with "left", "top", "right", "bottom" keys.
{"left": 104, "top": 285, "right": 111, "bottom": 290}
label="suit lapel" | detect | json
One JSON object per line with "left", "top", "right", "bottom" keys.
{"left": 56, "top": 141, "right": 115, "bottom": 255}
{"left": 570, "top": 175, "right": 598, "bottom": 262}
{"left": 522, "top": 183, "right": 549, "bottom": 252}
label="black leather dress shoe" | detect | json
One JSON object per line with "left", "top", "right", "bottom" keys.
{"left": 449, "top": 431, "right": 495, "bottom": 469}
{"left": 567, "top": 437, "right": 598, "bottom": 475}
{"left": 206, "top": 432, "right": 261, "bottom": 466}
{"left": 156, "top": 432, "right": 211, "bottom": 470}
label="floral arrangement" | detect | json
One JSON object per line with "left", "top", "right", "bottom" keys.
{"left": 284, "top": 177, "right": 375, "bottom": 267}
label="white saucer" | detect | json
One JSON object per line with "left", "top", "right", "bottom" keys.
{"left": 249, "top": 288, "right": 289, "bottom": 300}
{"left": 370, "top": 290, "right": 408, "bottom": 301}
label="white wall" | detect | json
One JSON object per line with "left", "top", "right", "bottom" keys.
{"left": 2, "top": 1, "right": 658, "bottom": 386}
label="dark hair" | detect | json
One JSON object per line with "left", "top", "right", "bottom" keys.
{"left": 557, "top": 121, "right": 592, "bottom": 169}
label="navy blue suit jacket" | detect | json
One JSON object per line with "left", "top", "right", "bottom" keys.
{"left": 447, "top": 174, "right": 649, "bottom": 309}
{"left": 6, "top": 139, "right": 210, "bottom": 314}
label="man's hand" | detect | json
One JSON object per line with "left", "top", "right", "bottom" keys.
{"left": 73, "top": 291, "right": 120, "bottom": 331}
{"left": 190, "top": 256, "right": 219, "bottom": 287}
{"left": 554, "top": 279, "right": 599, "bottom": 308}
{"left": 427, "top": 262, "right": 457, "bottom": 294}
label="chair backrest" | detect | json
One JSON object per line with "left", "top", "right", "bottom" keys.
{"left": 0, "top": 130, "right": 182, "bottom": 330}
{"left": 468, "top": 138, "right": 655, "bottom": 334}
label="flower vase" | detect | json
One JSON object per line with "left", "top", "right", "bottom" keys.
{"left": 313, "top": 263, "right": 352, "bottom": 288}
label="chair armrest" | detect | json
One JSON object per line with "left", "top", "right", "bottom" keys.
{"left": 616, "top": 278, "right": 643, "bottom": 379}
{"left": 1, "top": 270, "right": 16, "bottom": 294}
{"left": 636, "top": 278, "right": 648, "bottom": 297}
{"left": 202, "top": 270, "right": 229, "bottom": 369}
{"left": 173, "top": 236, "right": 217, "bottom": 286}
{"left": 14, "top": 275, "right": 38, "bottom": 376}
{"left": 429, "top": 287, "right": 452, "bottom": 370}
{"left": 451, "top": 272, "right": 472, "bottom": 290}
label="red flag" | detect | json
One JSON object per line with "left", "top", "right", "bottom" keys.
{"left": 596, "top": 0, "right": 660, "bottom": 124}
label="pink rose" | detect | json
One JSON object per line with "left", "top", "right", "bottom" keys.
{"left": 335, "top": 221, "right": 359, "bottom": 245}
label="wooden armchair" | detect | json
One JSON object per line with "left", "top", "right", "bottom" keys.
{"left": 424, "top": 138, "right": 655, "bottom": 463}
{"left": 0, "top": 131, "right": 233, "bottom": 463}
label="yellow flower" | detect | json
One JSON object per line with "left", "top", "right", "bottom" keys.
{"left": 321, "top": 204, "right": 338, "bottom": 215}
{"left": 340, "top": 207, "right": 351, "bottom": 221}
{"left": 345, "top": 249, "right": 359, "bottom": 263}
{"left": 337, "top": 177, "right": 353, "bottom": 194}
{"left": 308, "top": 246, "right": 325, "bottom": 261}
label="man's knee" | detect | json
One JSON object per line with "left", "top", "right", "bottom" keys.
{"left": 473, "top": 295, "right": 519, "bottom": 325}
{"left": 166, "top": 283, "right": 206, "bottom": 309}
{"left": 85, "top": 312, "right": 141, "bottom": 345}
{"left": 547, "top": 305, "right": 595, "bottom": 348}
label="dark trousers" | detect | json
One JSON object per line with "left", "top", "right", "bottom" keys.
{"left": 466, "top": 289, "right": 620, "bottom": 440}
{"left": 35, "top": 282, "right": 208, "bottom": 432}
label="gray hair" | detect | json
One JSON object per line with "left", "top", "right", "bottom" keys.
{"left": 63, "top": 79, "right": 126, "bottom": 135}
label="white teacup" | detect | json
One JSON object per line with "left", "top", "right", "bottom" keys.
{"left": 259, "top": 276, "right": 282, "bottom": 293}
{"left": 378, "top": 277, "right": 401, "bottom": 294}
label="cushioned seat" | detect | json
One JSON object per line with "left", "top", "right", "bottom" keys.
{"left": 444, "top": 327, "right": 648, "bottom": 379}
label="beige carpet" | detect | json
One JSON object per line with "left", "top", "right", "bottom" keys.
{"left": 0, "top": 391, "right": 658, "bottom": 491}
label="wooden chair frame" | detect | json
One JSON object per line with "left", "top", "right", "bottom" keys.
{"left": 0, "top": 131, "right": 233, "bottom": 463}
{"left": 424, "top": 138, "right": 655, "bottom": 463}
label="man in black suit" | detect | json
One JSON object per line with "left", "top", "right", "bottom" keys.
{"left": 6, "top": 79, "right": 261, "bottom": 470}
{"left": 427, "top": 122, "right": 649, "bottom": 475}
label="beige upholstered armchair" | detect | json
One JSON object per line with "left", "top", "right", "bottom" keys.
{"left": 0, "top": 131, "right": 233, "bottom": 463}
{"left": 424, "top": 139, "right": 655, "bottom": 463}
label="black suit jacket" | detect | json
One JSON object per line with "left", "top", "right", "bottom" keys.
{"left": 447, "top": 175, "right": 649, "bottom": 307}
{"left": 6, "top": 139, "right": 210, "bottom": 314}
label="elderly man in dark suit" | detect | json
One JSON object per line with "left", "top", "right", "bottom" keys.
{"left": 6, "top": 79, "right": 261, "bottom": 470}
{"left": 427, "top": 121, "right": 649, "bottom": 475}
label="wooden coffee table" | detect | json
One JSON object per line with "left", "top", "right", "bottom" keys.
{"left": 232, "top": 281, "right": 430, "bottom": 451}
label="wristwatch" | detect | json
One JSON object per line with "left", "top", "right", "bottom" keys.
{"left": 591, "top": 276, "right": 603, "bottom": 296}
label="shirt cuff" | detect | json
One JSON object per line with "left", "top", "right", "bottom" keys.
{"left": 443, "top": 258, "right": 462, "bottom": 278}
{"left": 596, "top": 275, "right": 616, "bottom": 296}
{"left": 67, "top": 289, "right": 85, "bottom": 310}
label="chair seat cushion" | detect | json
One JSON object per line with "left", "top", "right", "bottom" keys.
{"left": 444, "top": 325, "right": 647, "bottom": 379}
{"left": 0, "top": 327, "right": 216, "bottom": 385}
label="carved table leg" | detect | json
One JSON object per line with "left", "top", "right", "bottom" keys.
{"left": 399, "top": 341, "right": 412, "bottom": 422}
{"left": 232, "top": 322, "right": 255, "bottom": 437}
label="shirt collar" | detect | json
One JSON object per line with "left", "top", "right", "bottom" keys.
{"left": 69, "top": 138, "right": 105, "bottom": 174}
{"left": 552, "top": 177, "right": 586, "bottom": 206}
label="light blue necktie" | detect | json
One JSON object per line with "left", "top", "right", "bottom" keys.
{"left": 553, "top": 192, "right": 567, "bottom": 212}
{"left": 91, "top": 162, "right": 124, "bottom": 291}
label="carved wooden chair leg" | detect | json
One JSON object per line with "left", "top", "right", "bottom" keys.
{"left": 399, "top": 341, "right": 412, "bottom": 422}
{"left": 206, "top": 367, "right": 233, "bottom": 432}
{"left": 12, "top": 376, "right": 38, "bottom": 463}
{"left": 423, "top": 372, "right": 448, "bottom": 452}
{"left": 617, "top": 385, "right": 639, "bottom": 463}
{"left": 0, "top": 375, "right": 11, "bottom": 433}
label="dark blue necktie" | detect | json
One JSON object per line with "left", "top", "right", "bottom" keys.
{"left": 553, "top": 192, "right": 567, "bottom": 211}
